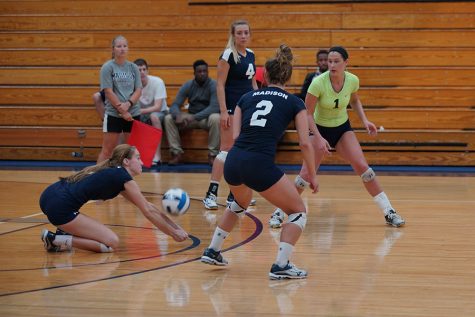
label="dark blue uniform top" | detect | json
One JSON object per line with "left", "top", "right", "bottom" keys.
{"left": 220, "top": 48, "right": 256, "bottom": 111}
{"left": 234, "top": 87, "right": 306, "bottom": 157}
{"left": 40, "top": 167, "right": 133, "bottom": 213}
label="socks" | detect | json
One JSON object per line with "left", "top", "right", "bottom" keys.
{"left": 53, "top": 234, "right": 73, "bottom": 251}
{"left": 207, "top": 181, "right": 219, "bottom": 197}
{"left": 275, "top": 242, "right": 294, "bottom": 267}
{"left": 373, "top": 191, "right": 394, "bottom": 215}
{"left": 209, "top": 226, "right": 229, "bottom": 251}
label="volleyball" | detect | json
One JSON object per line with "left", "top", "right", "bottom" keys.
{"left": 162, "top": 188, "right": 190, "bottom": 216}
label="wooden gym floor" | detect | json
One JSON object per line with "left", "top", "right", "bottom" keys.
{"left": 0, "top": 169, "right": 474, "bottom": 316}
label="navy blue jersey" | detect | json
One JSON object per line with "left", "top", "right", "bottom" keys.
{"left": 40, "top": 167, "right": 133, "bottom": 212}
{"left": 233, "top": 87, "right": 306, "bottom": 157}
{"left": 220, "top": 48, "right": 256, "bottom": 111}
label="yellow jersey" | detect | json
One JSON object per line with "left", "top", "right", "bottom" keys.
{"left": 307, "top": 71, "right": 359, "bottom": 127}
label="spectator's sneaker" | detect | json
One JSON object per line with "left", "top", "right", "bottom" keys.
{"left": 203, "top": 193, "right": 219, "bottom": 210}
{"left": 385, "top": 209, "right": 405, "bottom": 227}
{"left": 41, "top": 229, "right": 60, "bottom": 252}
{"left": 269, "top": 262, "right": 308, "bottom": 280}
{"left": 168, "top": 153, "right": 183, "bottom": 166}
{"left": 152, "top": 159, "right": 161, "bottom": 166}
{"left": 249, "top": 199, "right": 257, "bottom": 206}
{"left": 201, "top": 248, "right": 228, "bottom": 266}
{"left": 269, "top": 208, "right": 285, "bottom": 229}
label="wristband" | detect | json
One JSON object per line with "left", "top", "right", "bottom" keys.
{"left": 128, "top": 99, "right": 134, "bottom": 106}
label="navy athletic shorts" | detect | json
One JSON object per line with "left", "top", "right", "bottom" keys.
{"left": 316, "top": 119, "right": 353, "bottom": 148}
{"left": 224, "top": 147, "right": 284, "bottom": 192}
{"left": 39, "top": 182, "right": 81, "bottom": 226}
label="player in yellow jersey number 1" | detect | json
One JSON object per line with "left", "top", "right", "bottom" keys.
{"left": 269, "top": 46, "right": 405, "bottom": 229}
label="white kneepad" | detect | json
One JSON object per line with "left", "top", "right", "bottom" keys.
{"left": 294, "top": 175, "right": 310, "bottom": 190}
{"left": 229, "top": 200, "right": 246, "bottom": 217}
{"left": 287, "top": 212, "right": 307, "bottom": 230}
{"left": 216, "top": 151, "right": 228, "bottom": 163}
{"left": 361, "top": 167, "right": 376, "bottom": 183}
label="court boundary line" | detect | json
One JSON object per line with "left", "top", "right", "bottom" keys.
{"left": 0, "top": 224, "right": 201, "bottom": 272}
{"left": 0, "top": 212, "right": 263, "bottom": 298}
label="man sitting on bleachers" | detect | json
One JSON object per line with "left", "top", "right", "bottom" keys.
{"left": 163, "top": 59, "right": 220, "bottom": 165}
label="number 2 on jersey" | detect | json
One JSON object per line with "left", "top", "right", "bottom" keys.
{"left": 250, "top": 100, "right": 273, "bottom": 127}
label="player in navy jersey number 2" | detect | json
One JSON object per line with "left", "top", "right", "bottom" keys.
{"left": 201, "top": 45, "right": 317, "bottom": 280}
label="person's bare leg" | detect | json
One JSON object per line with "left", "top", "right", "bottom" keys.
{"left": 52, "top": 214, "right": 119, "bottom": 252}
{"left": 97, "top": 132, "right": 121, "bottom": 163}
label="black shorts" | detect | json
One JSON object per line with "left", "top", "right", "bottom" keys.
{"left": 316, "top": 119, "right": 353, "bottom": 148}
{"left": 224, "top": 147, "right": 284, "bottom": 192}
{"left": 39, "top": 182, "right": 80, "bottom": 226}
{"left": 103, "top": 114, "right": 141, "bottom": 133}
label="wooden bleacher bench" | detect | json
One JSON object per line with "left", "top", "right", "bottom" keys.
{"left": 1, "top": 86, "right": 474, "bottom": 108}
{"left": 3, "top": 12, "right": 475, "bottom": 31}
{"left": 1, "top": 127, "right": 473, "bottom": 166}
{"left": 2, "top": 30, "right": 474, "bottom": 50}
{"left": 3, "top": 1, "right": 475, "bottom": 15}
{"left": 0, "top": 0, "right": 474, "bottom": 166}
{"left": 2, "top": 67, "right": 475, "bottom": 87}
{"left": 1, "top": 107, "right": 473, "bottom": 130}
{"left": 3, "top": 48, "right": 475, "bottom": 67}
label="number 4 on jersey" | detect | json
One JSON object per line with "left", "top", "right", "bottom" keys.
{"left": 246, "top": 63, "right": 255, "bottom": 79}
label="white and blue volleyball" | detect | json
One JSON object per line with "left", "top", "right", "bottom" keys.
{"left": 162, "top": 188, "right": 190, "bottom": 216}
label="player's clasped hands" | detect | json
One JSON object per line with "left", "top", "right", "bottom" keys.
{"left": 171, "top": 229, "right": 189, "bottom": 242}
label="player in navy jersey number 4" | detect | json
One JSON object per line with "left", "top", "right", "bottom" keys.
{"left": 201, "top": 45, "right": 317, "bottom": 280}
{"left": 203, "top": 20, "right": 258, "bottom": 210}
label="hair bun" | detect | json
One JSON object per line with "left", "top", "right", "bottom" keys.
{"left": 276, "top": 44, "right": 293, "bottom": 64}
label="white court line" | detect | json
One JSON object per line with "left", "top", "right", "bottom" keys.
{"left": 314, "top": 198, "right": 475, "bottom": 204}
{"left": 0, "top": 212, "right": 44, "bottom": 225}
{"left": 2, "top": 197, "right": 468, "bottom": 225}
{"left": 21, "top": 212, "right": 43, "bottom": 219}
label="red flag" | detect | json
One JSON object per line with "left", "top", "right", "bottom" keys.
{"left": 128, "top": 120, "right": 162, "bottom": 168}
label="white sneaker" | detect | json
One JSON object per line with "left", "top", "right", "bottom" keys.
{"left": 269, "top": 261, "right": 307, "bottom": 280}
{"left": 203, "top": 193, "right": 218, "bottom": 210}
{"left": 201, "top": 248, "right": 228, "bottom": 266}
{"left": 384, "top": 209, "right": 405, "bottom": 227}
{"left": 269, "top": 208, "right": 285, "bottom": 229}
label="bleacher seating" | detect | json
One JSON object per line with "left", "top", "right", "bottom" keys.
{"left": 0, "top": 0, "right": 474, "bottom": 166}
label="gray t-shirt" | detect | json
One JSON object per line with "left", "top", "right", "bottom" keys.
{"left": 169, "top": 78, "right": 219, "bottom": 121}
{"left": 100, "top": 60, "right": 142, "bottom": 117}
